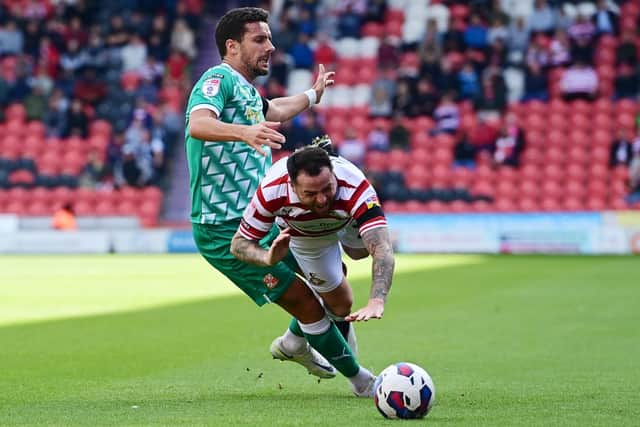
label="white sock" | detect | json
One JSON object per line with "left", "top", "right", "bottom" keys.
{"left": 280, "top": 328, "right": 307, "bottom": 355}
{"left": 348, "top": 366, "right": 375, "bottom": 390}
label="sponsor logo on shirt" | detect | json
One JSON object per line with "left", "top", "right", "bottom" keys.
{"left": 202, "top": 78, "right": 220, "bottom": 97}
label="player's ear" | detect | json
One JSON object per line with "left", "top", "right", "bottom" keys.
{"left": 225, "top": 39, "right": 238, "bottom": 56}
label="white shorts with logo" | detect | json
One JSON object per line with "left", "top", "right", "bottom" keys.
{"left": 289, "top": 222, "right": 365, "bottom": 294}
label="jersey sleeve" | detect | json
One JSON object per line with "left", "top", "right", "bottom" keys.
{"left": 189, "top": 69, "right": 233, "bottom": 117}
{"left": 350, "top": 182, "right": 387, "bottom": 235}
{"left": 238, "top": 186, "right": 277, "bottom": 241}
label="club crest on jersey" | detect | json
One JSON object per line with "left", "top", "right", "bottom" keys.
{"left": 365, "top": 195, "right": 380, "bottom": 209}
{"left": 263, "top": 273, "right": 279, "bottom": 289}
{"left": 202, "top": 78, "right": 220, "bottom": 97}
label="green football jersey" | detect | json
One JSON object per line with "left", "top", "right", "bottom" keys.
{"left": 185, "top": 63, "right": 272, "bottom": 225}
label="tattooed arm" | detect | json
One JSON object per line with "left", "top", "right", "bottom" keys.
{"left": 345, "top": 226, "right": 395, "bottom": 322}
{"left": 230, "top": 228, "right": 291, "bottom": 267}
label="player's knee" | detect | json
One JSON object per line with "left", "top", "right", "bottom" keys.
{"left": 330, "top": 298, "right": 353, "bottom": 318}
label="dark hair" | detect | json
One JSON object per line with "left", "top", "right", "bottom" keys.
{"left": 287, "top": 146, "right": 333, "bottom": 183}
{"left": 215, "top": 7, "right": 269, "bottom": 58}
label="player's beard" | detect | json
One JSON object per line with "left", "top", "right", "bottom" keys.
{"left": 242, "top": 51, "right": 269, "bottom": 79}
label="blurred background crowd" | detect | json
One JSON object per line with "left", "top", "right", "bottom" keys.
{"left": 0, "top": 0, "right": 639, "bottom": 226}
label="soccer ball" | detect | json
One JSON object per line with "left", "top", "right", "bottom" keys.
{"left": 374, "top": 362, "right": 436, "bottom": 419}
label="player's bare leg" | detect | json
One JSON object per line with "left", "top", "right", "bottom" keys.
{"left": 274, "top": 277, "right": 374, "bottom": 395}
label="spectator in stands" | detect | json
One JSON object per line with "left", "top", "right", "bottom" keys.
{"left": 121, "top": 33, "right": 147, "bottom": 72}
{"left": 488, "top": 16, "right": 509, "bottom": 46}
{"left": 364, "top": 0, "right": 387, "bottom": 23}
{"left": 369, "top": 84, "right": 393, "bottom": 118}
{"left": 458, "top": 62, "right": 481, "bottom": 100}
{"left": 286, "top": 110, "right": 324, "bottom": 151}
{"left": 507, "top": 16, "right": 530, "bottom": 64}
{"left": 614, "top": 64, "right": 639, "bottom": 99}
{"left": 411, "top": 78, "right": 439, "bottom": 117}
{"left": 388, "top": 115, "right": 411, "bottom": 151}
{"left": 0, "top": 20, "right": 24, "bottom": 56}
{"left": 493, "top": 116, "right": 525, "bottom": 167}
{"left": 528, "top": 0, "right": 555, "bottom": 36}
{"left": 417, "top": 18, "right": 441, "bottom": 56}
{"left": 338, "top": 127, "right": 366, "bottom": 168}
{"left": 378, "top": 36, "right": 401, "bottom": 70}
{"left": 392, "top": 79, "right": 415, "bottom": 117}
{"left": 432, "top": 92, "right": 460, "bottom": 135}
{"left": 464, "top": 14, "right": 489, "bottom": 50}
{"left": 79, "top": 149, "right": 109, "bottom": 189}
{"left": 52, "top": 203, "right": 77, "bottom": 231}
{"left": 268, "top": 50, "right": 291, "bottom": 88}
{"left": 367, "top": 123, "right": 389, "bottom": 152}
{"left": 43, "top": 88, "right": 68, "bottom": 137}
{"left": 469, "top": 116, "right": 498, "bottom": 154}
{"left": 616, "top": 31, "right": 638, "bottom": 66}
{"left": 549, "top": 29, "right": 571, "bottom": 67}
{"left": 593, "top": 0, "right": 619, "bottom": 37}
{"left": 610, "top": 128, "right": 634, "bottom": 167}
{"left": 568, "top": 13, "right": 597, "bottom": 64}
{"left": 74, "top": 68, "right": 107, "bottom": 105}
{"left": 453, "top": 132, "right": 477, "bottom": 169}
{"left": 171, "top": 18, "right": 197, "bottom": 59}
{"left": 289, "top": 32, "right": 314, "bottom": 70}
{"left": 560, "top": 59, "right": 598, "bottom": 101}
{"left": 24, "top": 84, "right": 47, "bottom": 121}
{"left": 474, "top": 73, "right": 507, "bottom": 114}
{"left": 337, "top": 4, "right": 362, "bottom": 39}
{"left": 313, "top": 33, "right": 337, "bottom": 68}
{"left": 522, "top": 62, "right": 549, "bottom": 101}
{"left": 106, "top": 14, "right": 129, "bottom": 50}
{"left": 65, "top": 98, "right": 88, "bottom": 137}
{"left": 525, "top": 35, "right": 550, "bottom": 70}
{"left": 272, "top": 15, "right": 297, "bottom": 55}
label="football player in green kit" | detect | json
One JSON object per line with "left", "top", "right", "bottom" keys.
{"left": 185, "top": 7, "right": 376, "bottom": 396}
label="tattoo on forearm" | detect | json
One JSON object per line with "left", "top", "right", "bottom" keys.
{"left": 361, "top": 227, "right": 395, "bottom": 302}
{"left": 231, "top": 234, "right": 269, "bottom": 266}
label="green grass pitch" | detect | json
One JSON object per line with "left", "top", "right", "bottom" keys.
{"left": 0, "top": 254, "right": 639, "bottom": 426}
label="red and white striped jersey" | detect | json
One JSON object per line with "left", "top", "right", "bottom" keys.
{"left": 239, "top": 156, "right": 387, "bottom": 240}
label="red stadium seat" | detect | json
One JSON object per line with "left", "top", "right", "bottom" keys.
{"left": 5, "top": 104, "right": 26, "bottom": 122}
{"left": 387, "top": 149, "right": 412, "bottom": 172}
{"left": 90, "top": 119, "right": 113, "bottom": 138}
{"left": 365, "top": 151, "right": 387, "bottom": 172}
{"left": 518, "top": 197, "right": 539, "bottom": 212}
{"left": 404, "top": 165, "right": 430, "bottom": 190}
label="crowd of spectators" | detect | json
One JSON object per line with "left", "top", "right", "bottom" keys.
{"left": 257, "top": 0, "right": 640, "bottom": 206}
{"left": 0, "top": 0, "right": 200, "bottom": 191}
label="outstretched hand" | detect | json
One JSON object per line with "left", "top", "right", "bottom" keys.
{"left": 345, "top": 298, "right": 385, "bottom": 322}
{"left": 312, "top": 64, "right": 335, "bottom": 104}
{"left": 240, "top": 121, "right": 285, "bottom": 156}
{"left": 266, "top": 227, "right": 291, "bottom": 266}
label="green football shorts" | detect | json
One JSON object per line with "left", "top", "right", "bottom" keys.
{"left": 192, "top": 220, "right": 298, "bottom": 306}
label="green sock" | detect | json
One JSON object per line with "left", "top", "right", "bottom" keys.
{"left": 288, "top": 317, "right": 304, "bottom": 337}
{"left": 303, "top": 323, "right": 359, "bottom": 378}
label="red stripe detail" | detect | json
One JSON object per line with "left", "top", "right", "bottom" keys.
{"left": 256, "top": 186, "right": 286, "bottom": 213}
{"left": 346, "top": 180, "right": 370, "bottom": 212}
{"left": 263, "top": 174, "right": 289, "bottom": 188}
{"left": 254, "top": 210, "right": 272, "bottom": 223}
{"left": 353, "top": 203, "right": 368, "bottom": 220}
{"left": 336, "top": 178, "right": 357, "bottom": 189}
{"left": 239, "top": 223, "right": 267, "bottom": 240}
{"left": 359, "top": 218, "right": 387, "bottom": 234}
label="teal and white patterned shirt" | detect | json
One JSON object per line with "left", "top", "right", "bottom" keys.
{"left": 185, "top": 63, "right": 272, "bottom": 225}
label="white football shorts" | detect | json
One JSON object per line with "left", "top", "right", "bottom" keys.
{"left": 288, "top": 223, "right": 364, "bottom": 293}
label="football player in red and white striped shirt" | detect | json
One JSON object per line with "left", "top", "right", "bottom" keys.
{"left": 231, "top": 144, "right": 395, "bottom": 326}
